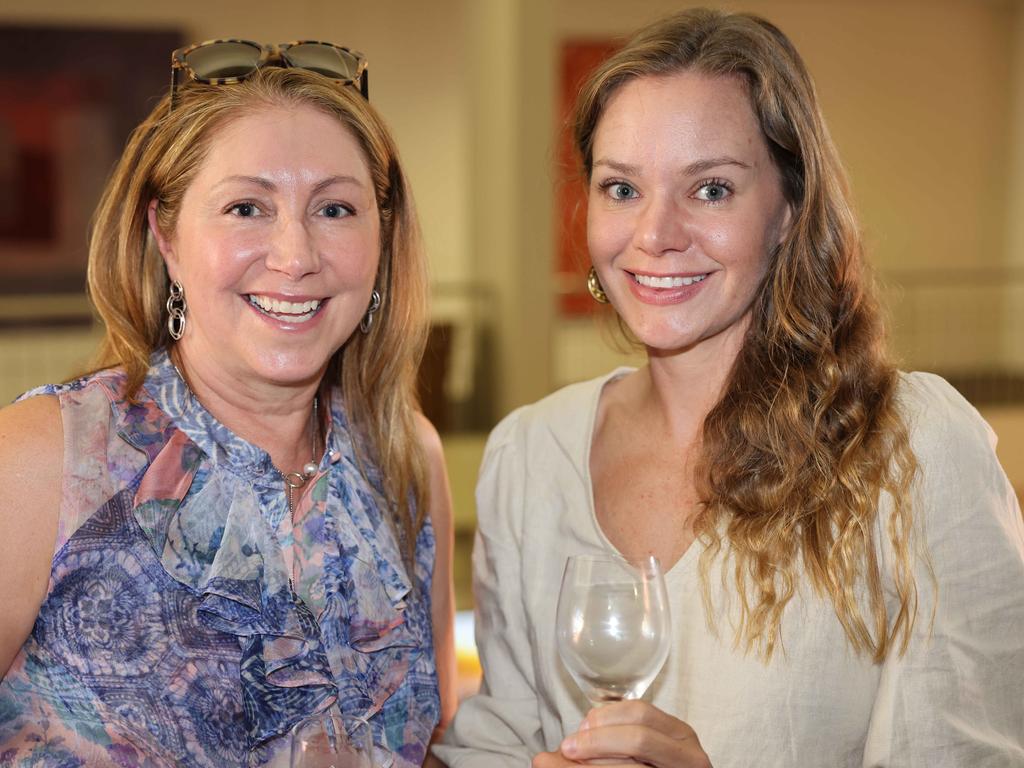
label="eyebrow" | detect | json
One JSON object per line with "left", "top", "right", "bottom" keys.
{"left": 592, "top": 156, "right": 752, "bottom": 177}
{"left": 213, "top": 174, "right": 367, "bottom": 193}
{"left": 311, "top": 175, "right": 366, "bottom": 195}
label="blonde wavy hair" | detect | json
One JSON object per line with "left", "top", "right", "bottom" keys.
{"left": 88, "top": 66, "right": 429, "bottom": 556}
{"left": 574, "top": 8, "right": 922, "bottom": 661}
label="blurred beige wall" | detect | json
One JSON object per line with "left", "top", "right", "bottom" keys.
{"left": 552, "top": 0, "right": 1024, "bottom": 386}
{"left": 1009, "top": 1, "right": 1024, "bottom": 368}
{"left": 554, "top": 1, "right": 1018, "bottom": 276}
{"left": 2, "top": 0, "right": 1023, "bottom": 422}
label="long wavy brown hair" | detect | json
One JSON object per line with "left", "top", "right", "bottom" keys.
{"left": 87, "top": 67, "right": 429, "bottom": 558}
{"left": 574, "top": 8, "right": 923, "bottom": 661}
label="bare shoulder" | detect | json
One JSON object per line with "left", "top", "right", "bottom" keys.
{"left": 413, "top": 412, "right": 452, "bottom": 529}
{"left": 414, "top": 411, "right": 444, "bottom": 463}
{"left": 0, "top": 392, "right": 64, "bottom": 552}
{"left": 0, "top": 395, "right": 63, "bottom": 481}
{"left": 0, "top": 395, "right": 63, "bottom": 677}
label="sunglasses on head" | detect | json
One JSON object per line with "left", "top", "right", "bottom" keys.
{"left": 170, "top": 39, "right": 369, "bottom": 110}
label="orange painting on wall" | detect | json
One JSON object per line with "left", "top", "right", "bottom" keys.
{"left": 555, "top": 40, "right": 619, "bottom": 316}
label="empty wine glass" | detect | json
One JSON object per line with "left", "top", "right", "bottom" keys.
{"left": 290, "top": 710, "right": 374, "bottom": 768}
{"left": 556, "top": 553, "right": 670, "bottom": 705}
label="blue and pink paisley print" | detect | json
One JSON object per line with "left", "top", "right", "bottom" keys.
{"left": 0, "top": 351, "right": 439, "bottom": 767}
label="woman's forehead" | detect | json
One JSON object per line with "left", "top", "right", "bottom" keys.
{"left": 194, "top": 104, "right": 373, "bottom": 190}
{"left": 593, "top": 72, "right": 769, "bottom": 167}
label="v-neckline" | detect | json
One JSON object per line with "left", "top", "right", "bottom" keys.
{"left": 580, "top": 367, "right": 701, "bottom": 580}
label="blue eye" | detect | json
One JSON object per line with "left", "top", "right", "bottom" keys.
{"left": 694, "top": 182, "right": 731, "bottom": 203}
{"left": 604, "top": 182, "right": 638, "bottom": 201}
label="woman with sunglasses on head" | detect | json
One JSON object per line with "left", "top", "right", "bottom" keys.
{"left": 0, "top": 41, "right": 456, "bottom": 766}
{"left": 435, "top": 9, "right": 1024, "bottom": 768}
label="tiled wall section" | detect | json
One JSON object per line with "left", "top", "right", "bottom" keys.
{"left": 0, "top": 328, "right": 103, "bottom": 404}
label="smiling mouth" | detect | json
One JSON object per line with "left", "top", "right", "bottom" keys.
{"left": 631, "top": 273, "right": 708, "bottom": 288}
{"left": 247, "top": 294, "right": 325, "bottom": 323}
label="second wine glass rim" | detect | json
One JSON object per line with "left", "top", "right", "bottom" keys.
{"left": 568, "top": 552, "right": 663, "bottom": 568}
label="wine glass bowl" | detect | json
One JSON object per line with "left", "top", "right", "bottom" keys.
{"left": 290, "top": 711, "right": 373, "bottom": 768}
{"left": 556, "top": 553, "right": 670, "bottom": 705}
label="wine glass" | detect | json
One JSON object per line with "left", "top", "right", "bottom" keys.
{"left": 290, "top": 711, "right": 374, "bottom": 768}
{"left": 556, "top": 553, "right": 670, "bottom": 705}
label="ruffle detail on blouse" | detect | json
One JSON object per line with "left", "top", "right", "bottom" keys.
{"left": 293, "top": 401, "right": 425, "bottom": 718}
{"left": 120, "top": 417, "right": 335, "bottom": 748}
{"left": 92, "top": 355, "right": 427, "bottom": 752}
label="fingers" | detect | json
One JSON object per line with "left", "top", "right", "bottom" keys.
{"left": 531, "top": 750, "right": 584, "bottom": 767}
{"left": 582, "top": 700, "right": 696, "bottom": 741}
{"left": 560, "top": 702, "right": 710, "bottom": 768}
{"left": 533, "top": 754, "right": 637, "bottom": 768}
{"left": 532, "top": 749, "right": 639, "bottom": 767}
{"left": 563, "top": 725, "right": 701, "bottom": 767}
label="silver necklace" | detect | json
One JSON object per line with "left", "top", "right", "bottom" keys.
{"left": 171, "top": 359, "right": 317, "bottom": 519}
{"left": 282, "top": 396, "right": 320, "bottom": 521}
{"left": 283, "top": 397, "right": 319, "bottom": 596}
{"left": 170, "top": 359, "right": 317, "bottom": 593}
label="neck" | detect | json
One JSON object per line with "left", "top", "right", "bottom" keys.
{"left": 170, "top": 347, "right": 322, "bottom": 475}
{"left": 641, "top": 324, "right": 746, "bottom": 445}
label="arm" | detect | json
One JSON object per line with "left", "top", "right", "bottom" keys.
{"left": 431, "top": 412, "right": 548, "bottom": 767}
{"left": 416, "top": 413, "right": 459, "bottom": 764}
{"left": 863, "top": 376, "right": 1024, "bottom": 766}
{"left": 0, "top": 395, "right": 62, "bottom": 678}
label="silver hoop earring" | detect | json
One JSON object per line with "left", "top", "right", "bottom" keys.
{"left": 360, "top": 289, "right": 382, "bottom": 334}
{"left": 166, "top": 279, "right": 187, "bottom": 341}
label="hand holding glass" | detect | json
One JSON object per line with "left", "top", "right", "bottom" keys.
{"left": 556, "top": 553, "right": 670, "bottom": 704}
{"left": 290, "top": 711, "right": 374, "bottom": 768}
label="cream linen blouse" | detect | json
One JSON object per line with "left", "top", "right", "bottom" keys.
{"left": 434, "top": 370, "right": 1024, "bottom": 768}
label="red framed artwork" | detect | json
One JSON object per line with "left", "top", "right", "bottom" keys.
{"left": 556, "top": 40, "right": 619, "bottom": 316}
{"left": 0, "top": 26, "right": 182, "bottom": 294}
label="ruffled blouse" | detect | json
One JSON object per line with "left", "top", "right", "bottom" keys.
{"left": 0, "top": 351, "right": 440, "bottom": 767}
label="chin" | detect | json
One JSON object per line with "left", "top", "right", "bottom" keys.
{"left": 623, "top": 320, "right": 700, "bottom": 353}
{"left": 246, "top": 350, "right": 334, "bottom": 386}
{"left": 642, "top": 339, "right": 700, "bottom": 357}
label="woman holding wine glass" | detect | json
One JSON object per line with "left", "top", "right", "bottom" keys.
{"left": 435, "top": 8, "right": 1024, "bottom": 768}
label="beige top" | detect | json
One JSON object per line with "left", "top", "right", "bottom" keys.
{"left": 435, "top": 370, "right": 1024, "bottom": 768}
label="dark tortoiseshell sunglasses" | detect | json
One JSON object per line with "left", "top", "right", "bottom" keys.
{"left": 170, "top": 39, "right": 369, "bottom": 110}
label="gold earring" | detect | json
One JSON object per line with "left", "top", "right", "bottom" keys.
{"left": 587, "top": 267, "right": 609, "bottom": 304}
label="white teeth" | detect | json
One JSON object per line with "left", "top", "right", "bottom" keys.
{"left": 633, "top": 273, "right": 707, "bottom": 288}
{"left": 248, "top": 294, "right": 321, "bottom": 321}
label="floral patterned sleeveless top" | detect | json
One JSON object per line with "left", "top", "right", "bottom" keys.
{"left": 0, "top": 351, "right": 439, "bottom": 767}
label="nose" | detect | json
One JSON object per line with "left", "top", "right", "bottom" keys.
{"left": 632, "top": 192, "right": 691, "bottom": 256}
{"left": 264, "top": 214, "right": 321, "bottom": 279}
